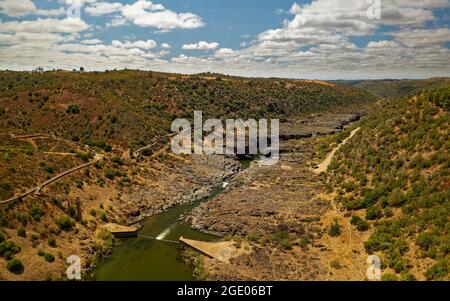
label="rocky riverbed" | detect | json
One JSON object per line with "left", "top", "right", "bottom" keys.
{"left": 181, "top": 112, "right": 368, "bottom": 280}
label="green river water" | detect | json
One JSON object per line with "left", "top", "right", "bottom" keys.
{"left": 92, "top": 159, "right": 252, "bottom": 280}
{"left": 91, "top": 187, "right": 223, "bottom": 280}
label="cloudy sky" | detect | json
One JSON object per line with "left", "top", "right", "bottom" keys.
{"left": 0, "top": 0, "right": 449, "bottom": 79}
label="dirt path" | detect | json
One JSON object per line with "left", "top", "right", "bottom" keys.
{"left": 313, "top": 127, "right": 360, "bottom": 174}
{"left": 0, "top": 156, "right": 102, "bottom": 204}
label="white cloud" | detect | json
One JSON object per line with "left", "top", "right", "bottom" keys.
{"left": 81, "top": 38, "right": 102, "bottom": 44}
{"left": 106, "top": 16, "right": 128, "bottom": 28}
{"left": 182, "top": 41, "right": 219, "bottom": 50}
{"left": 0, "top": 17, "right": 89, "bottom": 33}
{"left": 0, "top": 0, "right": 449, "bottom": 79}
{"left": 112, "top": 39, "right": 157, "bottom": 49}
{"left": 391, "top": 28, "right": 450, "bottom": 47}
{"left": 85, "top": 0, "right": 205, "bottom": 30}
{"left": 0, "top": 0, "right": 65, "bottom": 17}
{"left": 0, "top": 0, "right": 36, "bottom": 17}
{"left": 85, "top": 2, "right": 123, "bottom": 16}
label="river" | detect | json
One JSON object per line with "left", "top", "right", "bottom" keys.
{"left": 91, "top": 187, "right": 223, "bottom": 281}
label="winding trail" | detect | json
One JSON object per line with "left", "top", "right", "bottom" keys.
{"left": 0, "top": 155, "right": 102, "bottom": 205}
{"left": 313, "top": 127, "right": 360, "bottom": 174}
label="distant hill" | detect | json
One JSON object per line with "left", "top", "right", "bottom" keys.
{"left": 325, "top": 86, "right": 450, "bottom": 280}
{"left": 337, "top": 78, "right": 450, "bottom": 100}
{"left": 0, "top": 70, "right": 375, "bottom": 149}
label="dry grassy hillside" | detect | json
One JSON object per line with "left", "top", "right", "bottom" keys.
{"left": 322, "top": 87, "right": 450, "bottom": 280}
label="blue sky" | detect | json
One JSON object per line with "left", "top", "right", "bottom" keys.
{"left": 0, "top": 0, "right": 449, "bottom": 79}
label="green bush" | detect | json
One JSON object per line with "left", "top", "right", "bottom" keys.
{"left": 105, "top": 169, "right": 117, "bottom": 180}
{"left": 66, "top": 104, "right": 80, "bottom": 114}
{"left": 17, "top": 227, "right": 26, "bottom": 238}
{"left": 67, "top": 206, "right": 77, "bottom": 218}
{"left": 272, "top": 230, "right": 294, "bottom": 250}
{"left": 16, "top": 212, "right": 28, "bottom": 226}
{"left": 48, "top": 237, "right": 57, "bottom": 248}
{"left": 381, "top": 273, "right": 398, "bottom": 281}
{"left": 111, "top": 156, "right": 124, "bottom": 165}
{"left": 99, "top": 211, "right": 108, "bottom": 222}
{"left": 56, "top": 216, "right": 73, "bottom": 230}
{"left": 7, "top": 259, "right": 24, "bottom": 273}
{"left": 328, "top": 221, "right": 342, "bottom": 237}
{"left": 350, "top": 216, "right": 370, "bottom": 231}
{"left": 29, "top": 206, "right": 43, "bottom": 221}
{"left": 366, "top": 206, "right": 382, "bottom": 220}
{"left": 0, "top": 240, "right": 21, "bottom": 259}
{"left": 416, "top": 231, "right": 439, "bottom": 252}
{"left": 425, "top": 259, "right": 449, "bottom": 280}
{"left": 43, "top": 253, "right": 55, "bottom": 263}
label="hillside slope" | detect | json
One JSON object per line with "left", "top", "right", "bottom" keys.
{"left": 0, "top": 70, "right": 375, "bottom": 149}
{"left": 348, "top": 78, "right": 450, "bottom": 100}
{"left": 325, "top": 87, "right": 450, "bottom": 280}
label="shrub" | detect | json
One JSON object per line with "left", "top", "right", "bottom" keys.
{"left": 44, "top": 166, "right": 54, "bottom": 174}
{"left": 76, "top": 152, "right": 90, "bottom": 162}
{"left": 416, "top": 231, "right": 439, "bottom": 251}
{"left": 350, "top": 216, "right": 370, "bottom": 231}
{"left": 16, "top": 212, "right": 28, "bottom": 226}
{"left": 48, "top": 237, "right": 57, "bottom": 248}
{"left": 279, "top": 239, "right": 293, "bottom": 250}
{"left": 56, "top": 216, "right": 73, "bottom": 230}
{"left": 67, "top": 206, "right": 77, "bottom": 218}
{"left": 52, "top": 197, "right": 62, "bottom": 207}
{"left": 381, "top": 273, "right": 398, "bottom": 281}
{"left": 105, "top": 169, "right": 117, "bottom": 180}
{"left": 272, "top": 230, "right": 294, "bottom": 250}
{"left": 66, "top": 104, "right": 80, "bottom": 114}
{"left": 246, "top": 231, "right": 261, "bottom": 242}
{"left": 425, "top": 259, "right": 449, "bottom": 280}
{"left": 43, "top": 253, "right": 55, "bottom": 263}
{"left": 17, "top": 227, "right": 26, "bottom": 238}
{"left": 0, "top": 240, "right": 21, "bottom": 259}
{"left": 111, "top": 156, "right": 124, "bottom": 165}
{"left": 142, "top": 149, "right": 152, "bottom": 156}
{"left": 328, "top": 221, "right": 342, "bottom": 237}
{"left": 99, "top": 211, "right": 108, "bottom": 222}
{"left": 7, "top": 259, "right": 24, "bottom": 273}
{"left": 29, "top": 206, "right": 43, "bottom": 221}
{"left": 366, "top": 206, "right": 382, "bottom": 220}
{"left": 387, "top": 188, "right": 407, "bottom": 207}
{"left": 75, "top": 180, "right": 84, "bottom": 189}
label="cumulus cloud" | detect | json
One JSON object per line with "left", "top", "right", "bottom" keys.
{"left": 0, "top": 0, "right": 449, "bottom": 79}
{"left": 85, "top": 2, "right": 123, "bottom": 16}
{"left": 0, "top": 0, "right": 66, "bottom": 17}
{"left": 0, "top": 17, "right": 89, "bottom": 33}
{"left": 81, "top": 38, "right": 102, "bottom": 44}
{"left": 112, "top": 39, "right": 157, "bottom": 49}
{"left": 85, "top": 0, "right": 204, "bottom": 31}
{"left": 182, "top": 41, "right": 219, "bottom": 50}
